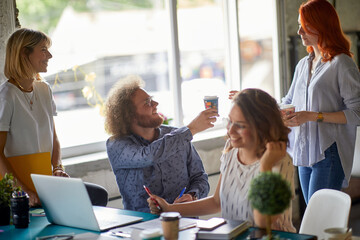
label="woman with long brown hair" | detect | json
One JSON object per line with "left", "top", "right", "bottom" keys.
{"left": 148, "top": 89, "right": 296, "bottom": 232}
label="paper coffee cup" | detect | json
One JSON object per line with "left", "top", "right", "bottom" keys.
{"left": 204, "top": 96, "right": 219, "bottom": 113}
{"left": 160, "top": 212, "right": 180, "bottom": 240}
{"left": 279, "top": 104, "right": 295, "bottom": 116}
{"left": 324, "top": 227, "right": 352, "bottom": 240}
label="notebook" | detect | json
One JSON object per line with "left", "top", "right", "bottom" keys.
{"left": 1, "top": 152, "right": 52, "bottom": 192}
{"left": 196, "top": 219, "right": 251, "bottom": 239}
{"left": 31, "top": 174, "right": 143, "bottom": 232}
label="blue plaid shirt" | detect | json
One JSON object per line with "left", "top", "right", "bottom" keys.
{"left": 106, "top": 125, "right": 209, "bottom": 212}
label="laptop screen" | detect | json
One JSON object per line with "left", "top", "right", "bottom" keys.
{"left": 31, "top": 174, "right": 142, "bottom": 231}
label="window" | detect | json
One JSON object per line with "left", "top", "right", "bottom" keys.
{"left": 16, "top": 0, "right": 280, "bottom": 158}
{"left": 177, "top": 1, "right": 230, "bottom": 125}
{"left": 18, "top": 1, "right": 172, "bottom": 154}
{"left": 238, "top": 0, "right": 276, "bottom": 95}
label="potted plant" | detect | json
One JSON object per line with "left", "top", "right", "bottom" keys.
{"left": 0, "top": 173, "right": 21, "bottom": 225}
{"left": 248, "top": 172, "right": 292, "bottom": 239}
{"left": 158, "top": 113, "right": 173, "bottom": 125}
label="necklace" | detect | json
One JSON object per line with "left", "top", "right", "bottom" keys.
{"left": 22, "top": 89, "right": 36, "bottom": 111}
{"left": 311, "top": 58, "right": 320, "bottom": 75}
{"left": 12, "top": 78, "right": 33, "bottom": 92}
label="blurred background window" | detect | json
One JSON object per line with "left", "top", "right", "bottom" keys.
{"left": 16, "top": 0, "right": 277, "bottom": 156}
{"left": 177, "top": 0, "right": 230, "bottom": 124}
{"left": 18, "top": 0, "right": 171, "bottom": 152}
{"left": 238, "top": 0, "right": 275, "bottom": 95}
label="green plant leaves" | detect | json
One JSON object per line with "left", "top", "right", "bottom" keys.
{"left": 0, "top": 173, "right": 21, "bottom": 207}
{"left": 248, "top": 172, "right": 291, "bottom": 215}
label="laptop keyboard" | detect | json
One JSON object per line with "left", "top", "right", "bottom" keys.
{"left": 96, "top": 214, "right": 123, "bottom": 228}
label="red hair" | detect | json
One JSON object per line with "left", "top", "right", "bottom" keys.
{"left": 299, "top": 0, "right": 352, "bottom": 62}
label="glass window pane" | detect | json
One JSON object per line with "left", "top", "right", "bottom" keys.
{"left": 177, "top": 0, "right": 231, "bottom": 125}
{"left": 17, "top": 1, "right": 170, "bottom": 148}
{"left": 238, "top": 0, "right": 275, "bottom": 96}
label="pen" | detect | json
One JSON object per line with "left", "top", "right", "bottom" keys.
{"left": 143, "top": 185, "right": 161, "bottom": 210}
{"left": 179, "top": 187, "right": 186, "bottom": 198}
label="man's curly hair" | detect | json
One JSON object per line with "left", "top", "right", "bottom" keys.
{"left": 104, "top": 75, "right": 145, "bottom": 139}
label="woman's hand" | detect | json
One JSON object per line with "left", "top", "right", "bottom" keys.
{"left": 228, "top": 90, "right": 239, "bottom": 100}
{"left": 147, "top": 195, "right": 170, "bottom": 215}
{"left": 53, "top": 170, "right": 70, "bottom": 177}
{"left": 27, "top": 190, "right": 41, "bottom": 207}
{"left": 283, "top": 111, "right": 315, "bottom": 127}
{"left": 173, "top": 193, "right": 194, "bottom": 204}
{"left": 259, "top": 141, "right": 287, "bottom": 172}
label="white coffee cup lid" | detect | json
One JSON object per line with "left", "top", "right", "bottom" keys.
{"left": 279, "top": 104, "right": 295, "bottom": 110}
{"left": 160, "top": 212, "right": 181, "bottom": 221}
{"left": 204, "top": 96, "right": 218, "bottom": 100}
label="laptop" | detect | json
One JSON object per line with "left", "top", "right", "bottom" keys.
{"left": 31, "top": 174, "right": 143, "bottom": 232}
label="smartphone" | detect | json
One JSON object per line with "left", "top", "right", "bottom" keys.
{"left": 197, "top": 217, "right": 226, "bottom": 230}
{"left": 246, "top": 229, "right": 267, "bottom": 240}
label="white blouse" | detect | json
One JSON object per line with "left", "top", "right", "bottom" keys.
{"left": 219, "top": 140, "right": 296, "bottom": 232}
{"left": 0, "top": 80, "right": 57, "bottom": 157}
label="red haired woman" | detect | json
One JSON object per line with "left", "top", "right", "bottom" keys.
{"left": 282, "top": 0, "right": 360, "bottom": 204}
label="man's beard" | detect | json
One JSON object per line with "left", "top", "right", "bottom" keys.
{"left": 135, "top": 112, "right": 164, "bottom": 128}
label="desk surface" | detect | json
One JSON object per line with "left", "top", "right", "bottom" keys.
{"left": 0, "top": 208, "right": 317, "bottom": 240}
{"left": 0, "top": 208, "right": 157, "bottom": 240}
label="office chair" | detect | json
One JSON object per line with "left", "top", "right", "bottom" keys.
{"left": 85, "top": 182, "right": 109, "bottom": 207}
{"left": 299, "top": 189, "right": 351, "bottom": 240}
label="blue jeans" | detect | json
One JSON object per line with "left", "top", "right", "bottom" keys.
{"left": 298, "top": 142, "right": 344, "bottom": 204}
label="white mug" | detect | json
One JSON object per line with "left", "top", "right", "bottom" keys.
{"left": 324, "top": 227, "right": 352, "bottom": 240}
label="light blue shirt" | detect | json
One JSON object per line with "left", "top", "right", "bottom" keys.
{"left": 106, "top": 125, "right": 209, "bottom": 213}
{"left": 282, "top": 53, "right": 360, "bottom": 187}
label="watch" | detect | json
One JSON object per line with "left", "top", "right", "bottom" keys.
{"left": 316, "top": 112, "right": 324, "bottom": 122}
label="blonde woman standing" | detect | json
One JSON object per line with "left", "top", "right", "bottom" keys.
{"left": 0, "top": 28, "right": 107, "bottom": 206}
